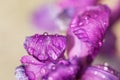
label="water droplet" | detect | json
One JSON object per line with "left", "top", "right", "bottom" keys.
{"left": 94, "top": 71, "right": 98, "bottom": 75}
{"left": 98, "top": 41, "right": 102, "bottom": 47}
{"left": 72, "top": 16, "right": 79, "bottom": 24}
{"left": 35, "top": 34, "right": 39, "bottom": 37}
{"left": 28, "top": 48, "right": 34, "bottom": 54}
{"left": 104, "top": 62, "right": 109, "bottom": 67}
{"left": 84, "top": 15, "right": 90, "bottom": 20}
{"left": 104, "top": 66, "right": 108, "bottom": 71}
{"left": 41, "top": 68, "right": 46, "bottom": 74}
{"left": 79, "top": 22, "right": 83, "bottom": 26}
{"left": 103, "top": 22, "right": 107, "bottom": 26}
{"left": 43, "top": 32, "right": 48, "bottom": 36}
{"left": 31, "top": 60, "right": 34, "bottom": 63}
{"left": 52, "top": 65, "right": 56, "bottom": 70}
{"left": 48, "top": 76, "right": 53, "bottom": 80}
{"left": 55, "top": 33, "right": 58, "bottom": 37}
{"left": 52, "top": 53, "right": 58, "bottom": 60}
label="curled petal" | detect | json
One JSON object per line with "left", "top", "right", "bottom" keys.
{"left": 24, "top": 33, "right": 66, "bottom": 61}
{"left": 67, "top": 5, "right": 110, "bottom": 59}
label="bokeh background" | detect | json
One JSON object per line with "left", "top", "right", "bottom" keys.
{"left": 0, "top": 0, "right": 120, "bottom": 80}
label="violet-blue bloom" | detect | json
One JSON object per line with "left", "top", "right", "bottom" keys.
{"left": 67, "top": 5, "right": 110, "bottom": 60}
{"left": 24, "top": 33, "right": 66, "bottom": 61}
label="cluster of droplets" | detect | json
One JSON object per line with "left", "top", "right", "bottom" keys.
{"left": 15, "top": 4, "right": 120, "bottom": 80}
{"left": 16, "top": 32, "right": 80, "bottom": 80}
{"left": 24, "top": 32, "right": 66, "bottom": 61}
{"left": 42, "top": 59, "right": 79, "bottom": 80}
{"left": 81, "top": 63, "right": 120, "bottom": 80}
{"left": 70, "top": 5, "right": 110, "bottom": 44}
{"left": 67, "top": 5, "right": 111, "bottom": 60}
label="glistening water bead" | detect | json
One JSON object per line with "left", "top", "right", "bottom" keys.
{"left": 81, "top": 64, "right": 119, "bottom": 80}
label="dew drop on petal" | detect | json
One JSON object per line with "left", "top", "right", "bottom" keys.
{"left": 98, "top": 41, "right": 102, "bottom": 47}
{"left": 28, "top": 48, "right": 34, "bottom": 54}
{"left": 41, "top": 68, "right": 46, "bottom": 74}
{"left": 79, "top": 22, "right": 84, "bottom": 26}
{"left": 43, "top": 32, "right": 48, "bottom": 36}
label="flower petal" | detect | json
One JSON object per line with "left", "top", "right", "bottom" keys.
{"left": 24, "top": 33, "right": 66, "bottom": 61}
